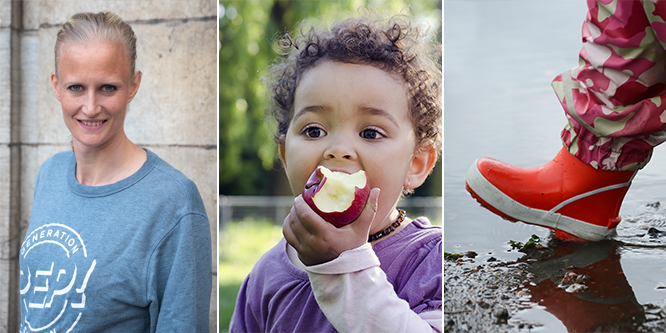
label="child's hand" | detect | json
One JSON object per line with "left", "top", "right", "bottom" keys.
{"left": 283, "top": 188, "right": 380, "bottom": 266}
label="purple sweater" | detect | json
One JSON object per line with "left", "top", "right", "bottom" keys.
{"left": 230, "top": 217, "right": 442, "bottom": 333}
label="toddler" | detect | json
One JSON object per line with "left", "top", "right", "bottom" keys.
{"left": 230, "top": 12, "right": 442, "bottom": 333}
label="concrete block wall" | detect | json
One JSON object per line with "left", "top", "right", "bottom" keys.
{"left": 1, "top": 1, "right": 218, "bottom": 331}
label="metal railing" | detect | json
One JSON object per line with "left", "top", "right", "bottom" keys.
{"left": 219, "top": 195, "right": 442, "bottom": 226}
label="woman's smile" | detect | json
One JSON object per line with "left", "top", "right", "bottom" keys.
{"left": 78, "top": 119, "right": 107, "bottom": 129}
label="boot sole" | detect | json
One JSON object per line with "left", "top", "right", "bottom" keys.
{"left": 465, "top": 159, "right": 615, "bottom": 242}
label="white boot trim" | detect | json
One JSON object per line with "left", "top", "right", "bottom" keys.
{"left": 466, "top": 160, "right": 624, "bottom": 241}
{"left": 549, "top": 180, "right": 632, "bottom": 214}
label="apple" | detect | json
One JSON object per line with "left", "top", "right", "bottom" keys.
{"left": 302, "top": 166, "right": 371, "bottom": 227}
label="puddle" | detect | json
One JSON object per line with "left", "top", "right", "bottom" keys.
{"left": 445, "top": 1, "right": 666, "bottom": 331}
{"left": 510, "top": 305, "right": 568, "bottom": 333}
{"left": 523, "top": 240, "right": 648, "bottom": 331}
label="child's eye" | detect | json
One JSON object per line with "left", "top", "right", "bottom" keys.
{"left": 101, "top": 85, "right": 117, "bottom": 92}
{"left": 360, "top": 128, "right": 385, "bottom": 140}
{"left": 302, "top": 125, "right": 327, "bottom": 139}
{"left": 68, "top": 85, "right": 83, "bottom": 92}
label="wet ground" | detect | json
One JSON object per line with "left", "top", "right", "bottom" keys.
{"left": 444, "top": 233, "right": 666, "bottom": 332}
{"left": 444, "top": 1, "right": 666, "bottom": 331}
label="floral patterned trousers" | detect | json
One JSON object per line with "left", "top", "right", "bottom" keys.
{"left": 553, "top": 0, "right": 666, "bottom": 171}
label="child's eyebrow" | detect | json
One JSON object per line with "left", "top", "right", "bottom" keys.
{"left": 292, "top": 105, "right": 326, "bottom": 122}
{"left": 292, "top": 105, "right": 400, "bottom": 128}
{"left": 359, "top": 106, "right": 400, "bottom": 127}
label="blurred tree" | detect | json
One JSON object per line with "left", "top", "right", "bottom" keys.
{"left": 219, "top": 0, "right": 441, "bottom": 196}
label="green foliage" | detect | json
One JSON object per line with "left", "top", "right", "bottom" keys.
{"left": 219, "top": 0, "right": 442, "bottom": 195}
{"left": 219, "top": 0, "right": 277, "bottom": 195}
{"left": 508, "top": 234, "right": 542, "bottom": 252}
{"left": 444, "top": 251, "right": 462, "bottom": 261}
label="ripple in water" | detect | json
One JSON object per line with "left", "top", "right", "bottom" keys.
{"left": 616, "top": 201, "right": 666, "bottom": 248}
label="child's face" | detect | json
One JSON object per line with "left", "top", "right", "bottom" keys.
{"left": 280, "top": 61, "right": 418, "bottom": 227}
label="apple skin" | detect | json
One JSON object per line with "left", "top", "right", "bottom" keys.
{"left": 302, "top": 166, "right": 371, "bottom": 227}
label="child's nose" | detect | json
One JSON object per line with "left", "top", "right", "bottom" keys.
{"left": 326, "top": 151, "right": 353, "bottom": 159}
{"left": 324, "top": 138, "right": 357, "bottom": 160}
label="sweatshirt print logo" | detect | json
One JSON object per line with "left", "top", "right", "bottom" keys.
{"left": 19, "top": 223, "right": 96, "bottom": 333}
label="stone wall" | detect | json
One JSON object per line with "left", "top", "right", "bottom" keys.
{"left": 0, "top": 1, "right": 218, "bottom": 331}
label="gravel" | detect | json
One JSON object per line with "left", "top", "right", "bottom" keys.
{"left": 444, "top": 252, "right": 666, "bottom": 333}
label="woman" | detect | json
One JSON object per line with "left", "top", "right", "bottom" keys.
{"left": 18, "top": 12, "right": 211, "bottom": 332}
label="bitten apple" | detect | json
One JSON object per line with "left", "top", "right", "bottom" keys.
{"left": 302, "top": 166, "right": 371, "bottom": 227}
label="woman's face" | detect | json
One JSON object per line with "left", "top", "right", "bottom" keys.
{"left": 51, "top": 39, "right": 141, "bottom": 151}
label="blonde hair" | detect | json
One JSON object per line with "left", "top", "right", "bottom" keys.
{"left": 54, "top": 12, "right": 137, "bottom": 76}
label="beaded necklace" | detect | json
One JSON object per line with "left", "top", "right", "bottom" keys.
{"left": 368, "top": 209, "right": 406, "bottom": 242}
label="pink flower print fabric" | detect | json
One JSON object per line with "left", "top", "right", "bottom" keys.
{"left": 552, "top": 0, "right": 666, "bottom": 171}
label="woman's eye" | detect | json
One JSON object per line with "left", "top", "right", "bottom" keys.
{"left": 303, "top": 126, "right": 326, "bottom": 139}
{"left": 101, "top": 85, "right": 117, "bottom": 92}
{"left": 360, "top": 128, "right": 384, "bottom": 140}
{"left": 68, "top": 85, "right": 83, "bottom": 92}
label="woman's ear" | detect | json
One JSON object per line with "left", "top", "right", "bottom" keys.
{"left": 406, "top": 142, "right": 438, "bottom": 190}
{"left": 51, "top": 71, "right": 61, "bottom": 102}
{"left": 128, "top": 71, "right": 142, "bottom": 103}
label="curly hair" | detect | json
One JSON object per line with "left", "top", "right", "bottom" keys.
{"left": 264, "top": 12, "right": 442, "bottom": 154}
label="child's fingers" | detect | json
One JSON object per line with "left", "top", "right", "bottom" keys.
{"left": 282, "top": 205, "right": 301, "bottom": 248}
{"left": 283, "top": 201, "right": 319, "bottom": 249}
{"left": 351, "top": 187, "right": 380, "bottom": 235}
{"left": 293, "top": 195, "right": 331, "bottom": 236}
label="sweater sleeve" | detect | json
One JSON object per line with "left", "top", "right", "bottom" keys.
{"left": 147, "top": 212, "right": 212, "bottom": 332}
{"left": 229, "top": 274, "right": 259, "bottom": 333}
{"left": 304, "top": 243, "right": 441, "bottom": 333}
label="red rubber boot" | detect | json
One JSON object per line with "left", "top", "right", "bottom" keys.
{"left": 465, "top": 147, "right": 636, "bottom": 242}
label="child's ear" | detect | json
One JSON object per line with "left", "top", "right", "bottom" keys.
{"left": 406, "top": 143, "right": 438, "bottom": 189}
{"left": 278, "top": 140, "right": 287, "bottom": 170}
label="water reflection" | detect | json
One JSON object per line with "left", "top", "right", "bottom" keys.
{"left": 523, "top": 240, "right": 644, "bottom": 332}
{"left": 445, "top": 1, "right": 666, "bottom": 329}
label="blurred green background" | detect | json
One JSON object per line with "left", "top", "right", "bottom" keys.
{"left": 219, "top": 0, "right": 441, "bottom": 197}
{"left": 218, "top": 0, "right": 441, "bottom": 331}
